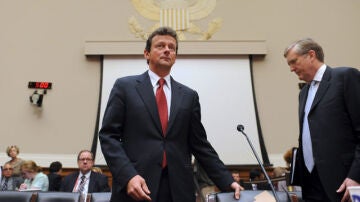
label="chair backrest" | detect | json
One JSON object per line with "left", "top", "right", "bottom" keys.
{"left": 207, "top": 191, "right": 304, "bottom": 202}
{"left": 36, "top": 192, "right": 81, "bottom": 202}
{"left": 241, "top": 181, "right": 272, "bottom": 191}
{"left": 0, "top": 191, "right": 35, "bottom": 202}
{"left": 90, "top": 192, "right": 111, "bottom": 202}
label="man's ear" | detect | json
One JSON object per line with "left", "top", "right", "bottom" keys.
{"left": 308, "top": 50, "right": 316, "bottom": 59}
{"left": 144, "top": 50, "right": 150, "bottom": 59}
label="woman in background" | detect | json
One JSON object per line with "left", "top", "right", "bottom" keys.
{"left": 19, "top": 160, "right": 49, "bottom": 191}
{"left": 5, "top": 145, "right": 25, "bottom": 177}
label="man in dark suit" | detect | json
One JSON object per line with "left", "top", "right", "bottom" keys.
{"left": 284, "top": 38, "right": 360, "bottom": 201}
{"left": 99, "top": 27, "right": 242, "bottom": 202}
{"left": 0, "top": 162, "right": 23, "bottom": 190}
{"left": 60, "top": 150, "right": 110, "bottom": 194}
{"left": 47, "top": 161, "right": 63, "bottom": 191}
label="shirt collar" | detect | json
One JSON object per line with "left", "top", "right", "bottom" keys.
{"left": 79, "top": 171, "right": 91, "bottom": 178}
{"left": 313, "top": 64, "right": 326, "bottom": 82}
{"left": 148, "top": 69, "right": 171, "bottom": 88}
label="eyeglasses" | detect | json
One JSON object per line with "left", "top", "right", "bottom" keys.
{"left": 78, "top": 158, "right": 93, "bottom": 162}
{"left": 3, "top": 168, "right": 13, "bottom": 171}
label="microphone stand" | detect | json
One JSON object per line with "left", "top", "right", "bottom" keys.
{"left": 237, "top": 125, "right": 281, "bottom": 202}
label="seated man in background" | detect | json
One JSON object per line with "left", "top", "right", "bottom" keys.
{"left": 47, "top": 161, "right": 63, "bottom": 191}
{"left": 60, "top": 150, "right": 110, "bottom": 197}
{"left": 248, "top": 169, "right": 261, "bottom": 190}
{"left": 231, "top": 170, "right": 241, "bottom": 184}
{"left": 249, "top": 169, "right": 263, "bottom": 181}
{"left": 248, "top": 168, "right": 271, "bottom": 191}
{"left": 0, "top": 162, "right": 24, "bottom": 190}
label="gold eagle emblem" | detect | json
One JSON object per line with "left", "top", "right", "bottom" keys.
{"left": 129, "top": 0, "right": 222, "bottom": 40}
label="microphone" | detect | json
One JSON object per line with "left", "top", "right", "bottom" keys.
{"left": 237, "top": 124, "right": 282, "bottom": 202}
{"left": 237, "top": 124, "right": 244, "bottom": 132}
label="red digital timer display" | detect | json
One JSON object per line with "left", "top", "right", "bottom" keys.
{"left": 28, "top": 81, "right": 52, "bottom": 89}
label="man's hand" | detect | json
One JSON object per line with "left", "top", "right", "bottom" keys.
{"left": 336, "top": 177, "right": 360, "bottom": 202}
{"left": 127, "top": 175, "right": 152, "bottom": 201}
{"left": 231, "top": 182, "right": 244, "bottom": 200}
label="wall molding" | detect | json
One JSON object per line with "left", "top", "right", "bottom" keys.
{"left": 0, "top": 153, "right": 78, "bottom": 168}
{"left": 84, "top": 40, "right": 267, "bottom": 56}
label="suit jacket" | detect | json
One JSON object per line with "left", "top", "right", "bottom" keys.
{"left": 295, "top": 66, "right": 360, "bottom": 201}
{"left": 99, "top": 71, "right": 234, "bottom": 202}
{"left": 47, "top": 173, "right": 62, "bottom": 191}
{"left": 0, "top": 176, "right": 23, "bottom": 191}
{"left": 60, "top": 171, "right": 110, "bottom": 193}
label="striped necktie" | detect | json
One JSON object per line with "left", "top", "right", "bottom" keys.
{"left": 2, "top": 178, "right": 9, "bottom": 191}
{"left": 78, "top": 175, "right": 86, "bottom": 193}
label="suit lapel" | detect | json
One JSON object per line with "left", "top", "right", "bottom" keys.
{"left": 167, "top": 78, "right": 184, "bottom": 135}
{"left": 70, "top": 173, "right": 78, "bottom": 191}
{"left": 88, "top": 173, "right": 94, "bottom": 193}
{"left": 310, "top": 67, "right": 331, "bottom": 112}
{"left": 299, "top": 84, "right": 310, "bottom": 122}
{"left": 135, "top": 73, "right": 186, "bottom": 136}
{"left": 136, "top": 72, "right": 163, "bottom": 135}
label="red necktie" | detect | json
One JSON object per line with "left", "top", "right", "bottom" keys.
{"left": 156, "top": 78, "right": 168, "bottom": 168}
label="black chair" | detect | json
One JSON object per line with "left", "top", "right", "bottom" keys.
{"left": 36, "top": 192, "right": 81, "bottom": 202}
{"left": 207, "top": 191, "right": 303, "bottom": 202}
{"left": 0, "top": 191, "right": 35, "bottom": 202}
{"left": 241, "top": 181, "right": 273, "bottom": 191}
{"left": 90, "top": 192, "right": 111, "bottom": 202}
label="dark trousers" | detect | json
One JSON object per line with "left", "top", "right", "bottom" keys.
{"left": 302, "top": 166, "right": 332, "bottom": 202}
{"left": 157, "top": 168, "right": 173, "bottom": 202}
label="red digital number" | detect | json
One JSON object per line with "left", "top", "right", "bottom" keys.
{"left": 29, "top": 81, "right": 51, "bottom": 89}
{"left": 40, "top": 82, "right": 48, "bottom": 89}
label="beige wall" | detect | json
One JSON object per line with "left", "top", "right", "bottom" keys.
{"left": 1, "top": 0, "right": 359, "bottom": 167}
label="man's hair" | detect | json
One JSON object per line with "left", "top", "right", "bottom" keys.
{"left": 49, "top": 161, "right": 62, "bottom": 173}
{"left": 3, "top": 162, "right": 12, "bottom": 169}
{"left": 145, "top": 26, "right": 179, "bottom": 54}
{"left": 284, "top": 38, "right": 324, "bottom": 62}
{"left": 77, "top": 149, "right": 94, "bottom": 160}
{"left": 249, "top": 169, "right": 261, "bottom": 180}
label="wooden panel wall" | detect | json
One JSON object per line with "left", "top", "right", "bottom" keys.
{"left": 42, "top": 165, "right": 279, "bottom": 188}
